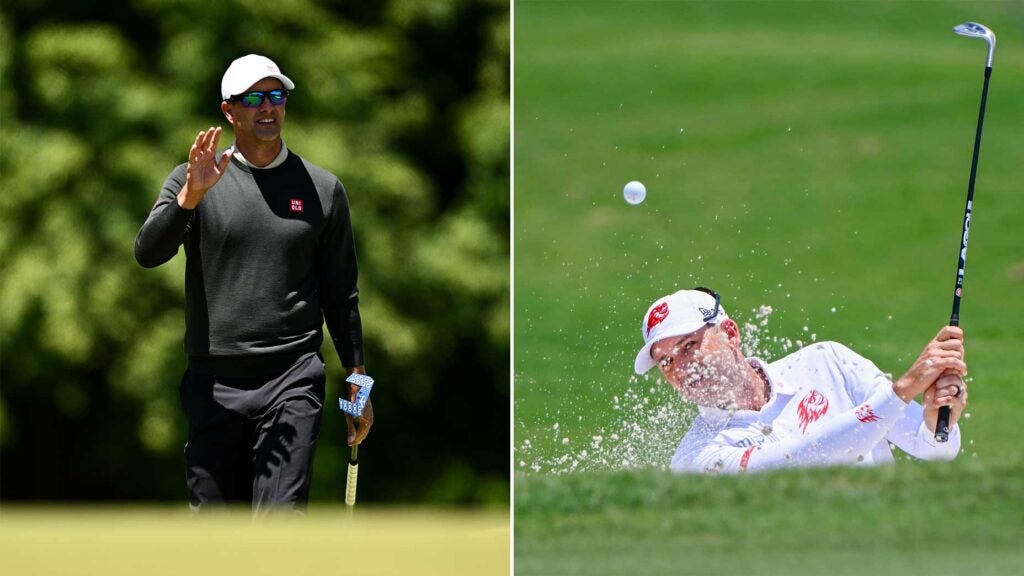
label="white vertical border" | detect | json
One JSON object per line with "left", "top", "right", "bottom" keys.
{"left": 507, "top": 0, "right": 516, "bottom": 573}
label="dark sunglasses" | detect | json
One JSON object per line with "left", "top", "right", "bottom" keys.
{"left": 229, "top": 89, "right": 288, "bottom": 108}
{"left": 693, "top": 286, "right": 721, "bottom": 323}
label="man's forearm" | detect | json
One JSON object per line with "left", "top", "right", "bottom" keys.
{"left": 176, "top": 181, "right": 209, "bottom": 210}
{"left": 325, "top": 302, "right": 364, "bottom": 368}
{"left": 135, "top": 198, "right": 192, "bottom": 268}
{"left": 675, "top": 384, "right": 908, "bottom": 474}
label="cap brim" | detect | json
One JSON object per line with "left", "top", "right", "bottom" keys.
{"left": 224, "top": 74, "right": 296, "bottom": 100}
{"left": 634, "top": 341, "right": 658, "bottom": 374}
{"left": 633, "top": 326, "right": 698, "bottom": 375}
{"left": 270, "top": 74, "right": 295, "bottom": 91}
{"left": 633, "top": 319, "right": 727, "bottom": 375}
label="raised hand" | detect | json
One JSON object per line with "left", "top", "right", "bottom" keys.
{"left": 177, "top": 127, "right": 234, "bottom": 210}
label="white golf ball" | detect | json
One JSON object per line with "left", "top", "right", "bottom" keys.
{"left": 623, "top": 180, "right": 646, "bottom": 205}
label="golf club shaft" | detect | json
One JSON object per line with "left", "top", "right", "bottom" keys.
{"left": 937, "top": 65, "right": 991, "bottom": 442}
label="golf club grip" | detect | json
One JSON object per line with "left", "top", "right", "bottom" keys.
{"left": 935, "top": 315, "right": 960, "bottom": 443}
{"left": 345, "top": 462, "right": 358, "bottom": 506}
{"left": 935, "top": 407, "right": 951, "bottom": 443}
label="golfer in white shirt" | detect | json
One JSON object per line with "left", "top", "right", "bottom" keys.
{"left": 634, "top": 288, "right": 967, "bottom": 474}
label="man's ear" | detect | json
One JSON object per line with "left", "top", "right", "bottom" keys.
{"left": 720, "top": 318, "right": 742, "bottom": 347}
{"left": 220, "top": 101, "right": 234, "bottom": 123}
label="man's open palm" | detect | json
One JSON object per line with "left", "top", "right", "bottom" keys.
{"left": 179, "top": 127, "right": 233, "bottom": 209}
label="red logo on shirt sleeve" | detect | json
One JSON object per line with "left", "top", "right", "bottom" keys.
{"left": 855, "top": 404, "right": 881, "bottom": 423}
{"left": 739, "top": 446, "right": 758, "bottom": 471}
{"left": 796, "top": 390, "right": 829, "bottom": 433}
{"left": 646, "top": 302, "right": 670, "bottom": 335}
{"left": 290, "top": 199, "right": 304, "bottom": 213}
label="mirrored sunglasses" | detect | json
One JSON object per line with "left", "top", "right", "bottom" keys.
{"left": 230, "top": 89, "right": 288, "bottom": 108}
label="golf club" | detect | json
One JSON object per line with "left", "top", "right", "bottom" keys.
{"left": 339, "top": 373, "right": 374, "bottom": 512}
{"left": 936, "top": 22, "right": 995, "bottom": 442}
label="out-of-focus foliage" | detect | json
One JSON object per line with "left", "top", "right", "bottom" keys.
{"left": 0, "top": 0, "right": 509, "bottom": 504}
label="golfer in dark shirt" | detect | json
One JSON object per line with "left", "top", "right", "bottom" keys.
{"left": 135, "top": 54, "right": 372, "bottom": 514}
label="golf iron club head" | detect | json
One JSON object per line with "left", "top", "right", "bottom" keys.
{"left": 953, "top": 22, "right": 995, "bottom": 68}
{"left": 339, "top": 373, "right": 374, "bottom": 417}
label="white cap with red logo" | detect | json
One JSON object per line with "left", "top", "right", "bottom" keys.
{"left": 634, "top": 288, "right": 728, "bottom": 374}
{"left": 221, "top": 54, "right": 296, "bottom": 101}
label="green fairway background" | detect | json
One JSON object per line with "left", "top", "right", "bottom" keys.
{"left": 514, "top": 1, "right": 1024, "bottom": 574}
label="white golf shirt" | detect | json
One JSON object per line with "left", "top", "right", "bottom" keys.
{"left": 671, "top": 341, "right": 961, "bottom": 474}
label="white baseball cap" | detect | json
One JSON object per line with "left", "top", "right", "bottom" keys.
{"left": 634, "top": 288, "right": 728, "bottom": 374}
{"left": 221, "top": 54, "right": 295, "bottom": 100}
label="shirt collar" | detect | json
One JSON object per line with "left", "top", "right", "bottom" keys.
{"left": 229, "top": 141, "right": 289, "bottom": 169}
{"left": 750, "top": 356, "right": 793, "bottom": 397}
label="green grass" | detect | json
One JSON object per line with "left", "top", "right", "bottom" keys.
{"left": 516, "top": 460, "right": 1024, "bottom": 575}
{"left": 514, "top": 1, "right": 1024, "bottom": 573}
{"left": 0, "top": 506, "right": 508, "bottom": 576}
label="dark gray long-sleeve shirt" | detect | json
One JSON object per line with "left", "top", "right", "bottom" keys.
{"left": 135, "top": 151, "right": 363, "bottom": 377}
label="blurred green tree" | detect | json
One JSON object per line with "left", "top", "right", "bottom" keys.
{"left": 0, "top": 0, "right": 509, "bottom": 504}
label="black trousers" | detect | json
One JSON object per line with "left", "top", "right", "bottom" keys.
{"left": 179, "top": 352, "right": 326, "bottom": 515}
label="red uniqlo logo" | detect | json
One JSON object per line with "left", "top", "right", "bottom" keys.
{"left": 290, "top": 199, "right": 303, "bottom": 213}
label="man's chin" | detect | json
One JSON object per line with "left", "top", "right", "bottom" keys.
{"left": 252, "top": 125, "right": 282, "bottom": 140}
{"left": 713, "top": 392, "right": 744, "bottom": 411}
